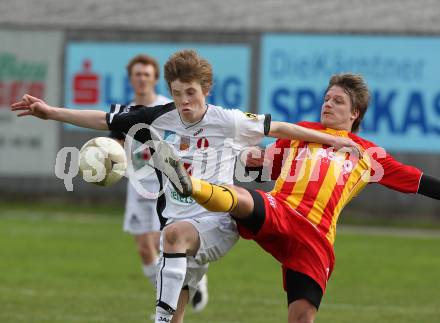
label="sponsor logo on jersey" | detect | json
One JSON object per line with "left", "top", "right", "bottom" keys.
{"left": 243, "top": 112, "right": 258, "bottom": 120}
{"left": 294, "top": 145, "right": 355, "bottom": 175}
{"left": 179, "top": 135, "right": 190, "bottom": 151}
{"left": 164, "top": 130, "right": 176, "bottom": 140}
{"left": 164, "top": 130, "right": 179, "bottom": 146}
{"left": 265, "top": 193, "right": 277, "bottom": 208}
{"left": 170, "top": 189, "right": 195, "bottom": 205}
{"left": 196, "top": 137, "right": 209, "bottom": 149}
{"left": 193, "top": 128, "right": 204, "bottom": 136}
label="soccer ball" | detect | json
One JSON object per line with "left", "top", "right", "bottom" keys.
{"left": 79, "top": 137, "right": 127, "bottom": 186}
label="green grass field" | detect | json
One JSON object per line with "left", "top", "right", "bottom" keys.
{"left": 1, "top": 203, "right": 439, "bottom": 323}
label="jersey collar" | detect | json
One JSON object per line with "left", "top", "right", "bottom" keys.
{"left": 178, "top": 104, "right": 209, "bottom": 129}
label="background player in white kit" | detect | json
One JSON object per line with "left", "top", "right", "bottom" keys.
{"left": 109, "top": 54, "right": 170, "bottom": 288}
{"left": 11, "top": 49, "right": 359, "bottom": 323}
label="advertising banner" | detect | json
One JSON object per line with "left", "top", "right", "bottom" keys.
{"left": 0, "top": 30, "right": 62, "bottom": 175}
{"left": 65, "top": 42, "right": 251, "bottom": 130}
{"left": 260, "top": 34, "right": 440, "bottom": 152}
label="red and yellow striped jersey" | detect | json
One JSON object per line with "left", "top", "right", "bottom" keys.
{"left": 269, "top": 122, "right": 422, "bottom": 245}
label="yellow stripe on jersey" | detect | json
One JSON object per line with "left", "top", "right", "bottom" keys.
{"left": 306, "top": 150, "right": 346, "bottom": 226}
{"left": 285, "top": 143, "right": 323, "bottom": 210}
{"left": 325, "top": 157, "right": 371, "bottom": 244}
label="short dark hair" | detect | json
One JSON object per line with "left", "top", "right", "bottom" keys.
{"left": 126, "top": 54, "right": 160, "bottom": 80}
{"left": 326, "top": 73, "right": 370, "bottom": 133}
{"left": 164, "top": 49, "right": 213, "bottom": 94}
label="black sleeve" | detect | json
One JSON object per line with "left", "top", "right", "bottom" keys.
{"left": 417, "top": 174, "right": 440, "bottom": 200}
{"left": 106, "top": 103, "right": 175, "bottom": 142}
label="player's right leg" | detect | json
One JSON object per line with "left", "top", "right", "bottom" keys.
{"left": 288, "top": 299, "right": 317, "bottom": 323}
{"left": 155, "top": 214, "right": 237, "bottom": 323}
{"left": 155, "top": 221, "right": 200, "bottom": 323}
{"left": 285, "top": 269, "right": 321, "bottom": 323}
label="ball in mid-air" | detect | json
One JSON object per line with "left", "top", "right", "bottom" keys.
{"left": 79, "top": 137, "right": 127, "bottom": 186}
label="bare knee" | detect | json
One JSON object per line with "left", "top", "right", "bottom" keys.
{"left": 288, "top": 299, "right": 317, "bottom": 323}
{"left": 162, "top": 222, "right": 200, "bottom": 254}
{"left": 163, "top": 225, "right": 183, "bottom": 247}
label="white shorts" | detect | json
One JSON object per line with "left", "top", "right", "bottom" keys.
{"left": 161, "top": 213, "right": 239, "bottom": 299}
{"left": 123, "top": 182, "right": 160, "bottom": 235}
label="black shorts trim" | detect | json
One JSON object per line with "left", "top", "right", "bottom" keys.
{"left": 163, "top": 252, "right": 187, "bottom": 258}
{"left": 285, "top": 269, "right": 323, "bottom": 310}
{"left": 232, "top": 188, "right": 266, "bottom": 235}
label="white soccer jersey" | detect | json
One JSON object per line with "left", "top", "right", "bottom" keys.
{"left": 107, "top": 103, "right": 271, "bottom": 222}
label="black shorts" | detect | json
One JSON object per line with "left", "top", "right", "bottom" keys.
{"left": 285, "top": 269, "right": 323, "bottom": 310}
{"left": 231, "top": 188, "right": 266, "bottom": 235}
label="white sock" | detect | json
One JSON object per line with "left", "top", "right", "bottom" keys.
{"left": 142, "top": 258, "right": 159, "bottom": 288}
{"left": 156, "top": 253, "right": 187, "bottom": 318}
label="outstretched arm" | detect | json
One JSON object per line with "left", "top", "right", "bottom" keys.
{"left": 369, "top": 146, "right": 440, "bottom": 200}
{"left": 11, "top": 94, "right": 108, "bottom": 130}
{"left": 268, "top": 121, "right": 359, "bottom": 151}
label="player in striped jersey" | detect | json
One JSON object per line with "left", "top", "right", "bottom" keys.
{"left": 158, "top": 73, "right": 440, "bottom": 323}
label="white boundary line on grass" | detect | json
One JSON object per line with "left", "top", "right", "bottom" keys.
{"left": 337, "top": 224, "right": 440, "bottom": 239}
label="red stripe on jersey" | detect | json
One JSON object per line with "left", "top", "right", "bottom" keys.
{"left": 316, "top": 153, "right": 353, "bottom": 235}
{"left": 273, "top": 142, "right": 307, "bottom": 202}
{"left": 295, "top": 147, "right": 333, "bottom": 219}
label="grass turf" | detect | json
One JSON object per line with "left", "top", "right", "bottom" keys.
{"left": 0, "top": 203, "right": 439, "bottom": 323}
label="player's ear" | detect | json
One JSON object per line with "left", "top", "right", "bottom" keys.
{"left": 350, "top": 109, "right": 359, "bottom": 121}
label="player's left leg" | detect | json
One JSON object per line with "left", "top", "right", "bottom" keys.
{"left": 170, "top": 289, "right": 189, "bottom": 323}
{"left": 285, "top": 269, "right": 322, "bottom": 323}
{"left": 191, "top": 273, "right": 208, "bottom": 312}
{"left": 288, "top": 300, "right": 317, "bottom": 323}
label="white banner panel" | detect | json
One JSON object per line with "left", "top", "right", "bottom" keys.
{"left": 0, "top": 30, "right": 62, "bottom": 175}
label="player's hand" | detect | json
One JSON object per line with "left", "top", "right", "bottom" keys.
{"left": 11, "top": 94, "right": 52, "bottom": 120}
{"left": 331, "top": 137, "right": 363, "bottom": 157}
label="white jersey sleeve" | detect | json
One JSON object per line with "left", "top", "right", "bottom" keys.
{"left": 231, "top": 110, "right": 271, "bottom": 147}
